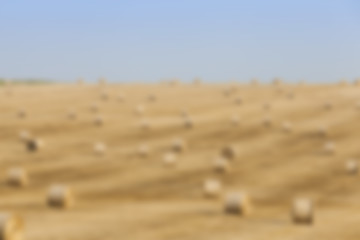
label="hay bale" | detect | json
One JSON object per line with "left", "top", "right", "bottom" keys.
{"left": 134, "top": 104, "right": 145, "bottom": 116}
{"left": 67, "top": 109, "right": 77, "bottom": 120}
{"left": 94, "top": 142, "right": 106, "bottom": 155}
{"left": 262, "top": 116, "right": 272, "bottom": 127}
{"left": 90, "top": 103, "right": 99, "bottom": 113}
{"left": 98, "top": 77, "right": 107, "bottom": 86}
{"left": 26, "top": 138, "right": 44, "bottom": 152}
{"left": 139, "top": 119, "right": 151, "bottom": 131}
{"left": 147, "top": 94, "right": 157, "bottom": 102}
{"left": 282, "top": 121, "right": 292, "bottom": 133}
{"left": 231, "top": 115, "right": 240, "bottom": 126}
{"left": 234, "top": 97, "right": 243, "bottom": 105}
{"left": 162, "top": 152, "right": 177, "bottom": 167}
{"left": 94, "top": 115, "right": 104, "bottom": 126}
{"left": 47, "top": 185, "right": 74, "bottom": 209}
{"left": 100, "top": 91, "right": 109, "bottom": 101}
{"left": 183, "top": 116, "right": 194, "bottom": 128}
{"left": 138, "top": 144, "right": 150, "bottom": 157}
{"left": 224, "top": 192, "right": 251, "bottom": 215}
{"left": 0, "top": 213, "right": 24, "bottom": 240}
{"left": 221, "top": 145, "right": 237, "bottom": 160}
{"left": 291, "top": 198, "right": 313, "bottom": 224}
{"left": 346, "top": 159, "right": 358, "bottom": 175}
{"left": 250, "top": 78, "right": 259, "bottom": 86}
{"left": 287, "top": 92, "right": 295, "bottom": 100}
{"left": 180, "top": 109, "right": 189, "bottom": 118}
{"left": 317, "top": 126, "right": 328, "bottom": 137}
{"left": 203, "top": 179, "right": 222, "bottom": 198}
{"left": 117, "top": 93, "right": 126, "bottom": 102}
{"left": 213, "top": 157, "right": 230, "bottom": 173}
{"left": 193, "top": 77, "right": 202, "bottom": 85}
{"left": 76, "top": 78, "right": 84, "bottom": 85}
{"left": 6, "top": 168, "right": 28, "bottom": 187}
{"left": 18, "top": 130, "right": 30, "bottom": 142}
{"left": 323, "top": 101, "right": 333, "bottom": 110}
{"left": 171, "top": 138, "right": 187, "bottom": 153}
{"left": 323, "top": 141, "right": 335, "bottom": 154}
{"left": 17, "top": 109, "right": 26, "bottom": 119}
{"left": 263, "top": 102, "right": 271, "bottom": 111}
{"left": 272, "top": 77, "right": 282, "bottom": 86}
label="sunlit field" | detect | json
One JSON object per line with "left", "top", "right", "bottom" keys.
{"left": 1, "top": 79, "right": 360, "bottom": 239}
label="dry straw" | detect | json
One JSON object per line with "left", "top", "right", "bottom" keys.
{"left": 291, "top": 198, "right": 313, "bottom": 224}
{"left": 221, "top": 145, "right": 237, "bottom": 160}
{"left": 6, "top": 168, "right": 28, "bottom": 187}
{"left": 346, "top": 159, "right": 358, "bottom": 175}
{"left": 47, "top": 185, "right": 74, "bottom": 209}
{"left": 224, "top": 192, "right": 251, "bottom": 215}
{"left": 0, "top": 213, "right": 24, "bottom": 240}
{"left": 203, "top": 179, "right": 222, "bottom": 198}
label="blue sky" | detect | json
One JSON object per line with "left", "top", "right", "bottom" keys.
{"left": 0, "top": 0, "right": 359, "bottom": 83}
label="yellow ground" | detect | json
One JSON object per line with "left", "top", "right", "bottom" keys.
{"left": 1, "top": 82, "right": 360, "bottom": 239}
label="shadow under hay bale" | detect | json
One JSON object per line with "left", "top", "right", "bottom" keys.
{"left": 47, "top": 185, "right": 74, "bottom": 209}
{"left": 224, "top": 192, "right": 251, "bottom": 215}
{"left": 26, "top": 138, "right": 44, "bottom": 152}
{"left": 0, "top": 213, "right": 24, "bottom": 240}
{"left": 6, "top": 168, "right": 28, "bottom": 187}
{"left": 291, "top": 198, "right": 313, "bottom": 225}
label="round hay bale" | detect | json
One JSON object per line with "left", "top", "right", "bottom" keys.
{"left": 224, "top": 192, "right": 251, "bottom": 215}
{"left": 221, "top": 145, "right": 237, "bottom": 160}
{"left": 94, "top": 115, "right": 104, "bottom": 126}
{"left": 263, "top": 103, "right": 271, "bottom": 111}
{"left": 346, "top": 159, "right": 358, "bottom": 175}
{"left": 171, "top": 138, "right": 187, "bottom": 153}
{"left": 90, "top": 103, "right": 99, "bottom": 113}
{"left": 234, "top": 97, "right": 243, "bottom": 105}
{"left": 100, "top": 91, "right": 109, "bottom": 101}
{"left": 18, "top": 130, "right": 30, "bottom": 142}
{"left": 17, "top": 109, "right": 26, "bottom": 119}
{"left": 117, "top": 93, "right": 126, "bottom": 102}
{"left": 162, "top": 152, "right": 177, "bottom": 167}
{"left": 0, "top": 213, "right": 24, "bottom": 240}
{"left": 287, "top": 92, "right": 295, "bottom": 100}
{"left": 282, "top": 121, "right": 292, "bottom": 133}
{"left": 7, "top": 168, "right": 28, "bottom": 187}
{"left": 138, "top": 144, "right": 150, "bottom": 158}
{"left": 67, "top": 109, "right": 77, "bottom": 120}
{"left": 203, "top": 179, "right": 222, "bottom": 198}
{"left": 94, "top": 142, "right": 106, "bottom": 155}
{"left": 134, "top": 104, "right": 145, "bottom": 116}
{"left": 147, "top": 94, "right": 157, "bottom": 102}
{"left": 180, "top": 109, "right": 189, "bottom": 118}
{"left": 291, "top": 198, "right": 313, "bottom": 224}
{"left": 231, "top": 115, "right": 240, "bottom": 126}
{"left": 47, "top": 185, "right": 74, "bottom": 209}
{"left": 323, "top": 101, "right": 333, "bottom": 110}
{"left": 272, "top": 77, "right": 282, "bottom": 86}
{"left": 183, "top": 117, "right": 194, "bottom": 129}
{"left": 213, "top": 157, "right": 230, "bottom": 173}
{"left": 139, "top": 119, "right": 151, "bottom": 131}
{"left": 323, "top": 141, "right": 335, "bottom": 154}
{"left": 262, "top": 116, "right": 272, "bottom": 127}
{"left": 26, "top": 138, "right": 44, "bottom": 152}
{"left": 317, "top": 126, "right": 328, "bottom": 137}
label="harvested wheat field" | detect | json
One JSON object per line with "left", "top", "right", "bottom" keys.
{"left": 1, "top": 81, "right": 360, "bottom": 239}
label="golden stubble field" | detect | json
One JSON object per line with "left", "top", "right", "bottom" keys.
{"left": 1, "top": 80, "right": 360, "bottom": 240}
